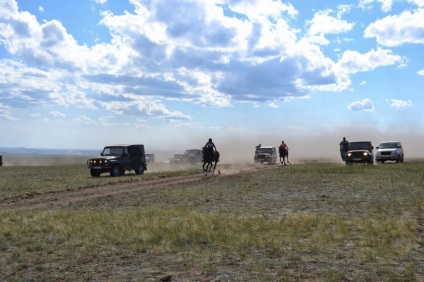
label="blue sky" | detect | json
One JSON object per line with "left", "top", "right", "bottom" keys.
{"left": 0, "top": 0, "right": 423, "bottom": 160}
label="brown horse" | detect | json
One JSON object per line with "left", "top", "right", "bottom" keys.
{"left": 202, "top": 148, "right": 220, "bottom": 174}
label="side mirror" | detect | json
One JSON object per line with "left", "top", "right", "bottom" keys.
{"left": 376, "top": 147, "right": 379, "bottom": 150}
{"left": 371, "top": 146, "right": 374, "bottom": 149}
{"left": 100, "top": 152, "right": 104, "bottom": 156}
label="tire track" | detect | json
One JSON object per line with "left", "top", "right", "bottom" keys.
{"left": 0, "top": 165, "right": 264, "bottom": 210}
{"left": 0, "top": 174, "right": 207, "bottom": 210}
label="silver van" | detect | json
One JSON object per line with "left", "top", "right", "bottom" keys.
{"left": 375, "top": 141, "right": 404, "bottom": 163}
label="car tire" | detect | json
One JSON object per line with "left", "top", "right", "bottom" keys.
{"left": 135, "top": 164, "right": 145, "bottom": 175}
{"left": 90, "top": 169, "right": 101, "bottom": 177}
{"left": 110, "top": 165, "right": 122, "bottom": 177}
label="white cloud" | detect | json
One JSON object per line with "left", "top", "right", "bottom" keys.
{"left": 267, "top": 102, "right": 279, "bottom": 108}
{"left": 407, "top": 0, "right": 424, "bottom": 7}
{"left": 49, "top": 111, "right": 66, "bottom": 118}
{"left": 418, "top": 70, "right": 424, "bottom": 76}
{"left": 0, "top": 103, "right": 19, "bottom": 121}
{"left": 307, "top": 10, "right": 355, "bottom": 37}
{"left": 74, "top": 115, "right": 94, "bottom": 124}
{"left": 364, "top": 9, "right": 424, "bottom": 47}
{"left": 386, "top": 99, "right": 413, "bottom": 110}
{"left": 336, "top": 48, "right": 403, "bottom": 75}
{"left": 348, "top": 98, "right": 375, "bottom": 112}
{"left": 0, "top": 0, "right": 415, "bottom": 130}
{"left": 359, "top": 0, "right": 393, "bottom": 12}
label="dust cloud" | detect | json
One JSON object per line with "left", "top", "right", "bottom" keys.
{"left": 154, "top": 127, "right": 424, "bottom": 165}
{"left": 1, "top": 126, "right": 422, "bottom": 167}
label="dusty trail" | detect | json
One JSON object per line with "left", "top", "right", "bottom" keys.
{"left": 0, "top": 164, "right": 264, "bottom": 210}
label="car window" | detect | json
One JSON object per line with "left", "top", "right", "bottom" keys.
{"left": 348, "top": 142, "right": 371, "bottom": 150}
{"left": 379, "top": 142, "right": 397, "bottom": 149}
{"left": 102, "top": 146, "right": 124, "bottom": 155}
{"left": 256, "top": 148, "right": 274, "bottom": 154}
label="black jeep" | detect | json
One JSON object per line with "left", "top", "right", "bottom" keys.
{"left": 87, "top": 144, "right": 147, "bottom": 177}
{"left": 0, "top": 154, "right": 2, "bottom": 166}
{"left": 345, "top": 141, "right": 374, "bottom": 165}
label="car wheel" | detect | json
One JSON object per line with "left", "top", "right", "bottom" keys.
{"left": 396, "top": 156, "right": 400, "bottom": 163}
{"left": 135, "top": 164, "right": 145, "bottom": 175}
{"left": 90, "top": 169, "right": 101, "bottom": 177}
{"left": 110, "top": 165, "right": 122, "bottom": 177}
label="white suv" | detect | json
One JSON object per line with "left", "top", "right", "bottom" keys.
{"left": 375, "top": 141, "right": 404, "bottom": 164}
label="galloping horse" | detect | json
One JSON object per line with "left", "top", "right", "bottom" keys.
{"left": 202, "top": 147, "right": 220, "bottom": 174}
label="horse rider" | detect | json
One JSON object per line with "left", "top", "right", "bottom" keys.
{"left": 279, "top": 140, "right": 289, "bottom": 165}
{"left": 204, "top": 138, "right": 217, "bottom": 154}
{"left": 339, "top": 137, "right": 349, "bottom": 161}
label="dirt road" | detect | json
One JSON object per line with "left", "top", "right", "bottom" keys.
{"left": 0, "top": 164, "right": 264, "bottom": 210}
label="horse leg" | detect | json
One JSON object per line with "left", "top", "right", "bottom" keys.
{"left": 212, "top": 161, "right": 217, "bottom": 174}
{"left": 202, "top": 162, "right": 207, "bottom": 172}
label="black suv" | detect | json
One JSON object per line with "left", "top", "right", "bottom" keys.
{"left": 0, "top": 154, "right": 2, "bottom": 166}
{"left": 87, "top": 144, "right": 147, "bottom": 177}
{"left": 182, "top": 149, "right": 203, "bottom": 164}
{"left": 345, "top": 141, "right": 374, "bottom": 165}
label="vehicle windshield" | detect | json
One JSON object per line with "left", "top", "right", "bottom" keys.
{"left": 379, "top": 142, "right": 398, "bottom": 149}
{"left": 347, "top": 142, "right": 371, "bottom": 150}
{"left": 185, "top": 150, "right": 200, "bottom": 155}
{"left": 102, "top": 146, "right": 124, "bottom": 156}
{"left": 256, "top": 148, "right": 273, "bottom": 154}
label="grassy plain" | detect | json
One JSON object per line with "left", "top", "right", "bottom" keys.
{"left": 0, "top": 160, "right": 423, "bottom": 281}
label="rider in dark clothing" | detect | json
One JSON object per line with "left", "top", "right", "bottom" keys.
{"left": 339, "top": 137, "right": 349, "bottom": 161}
{"left": 204, "top": 138, "right": 217, "bottom": 153}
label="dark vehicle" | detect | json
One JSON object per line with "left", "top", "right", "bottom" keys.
{"left": 87, "top": 144, "right": 147, "bottom": 177}
{"left": 168, "top": 149, "right": 203, "bottom": 164}
{"left": 0, "top": 154, "right": 2, "bottom": 166}
{"left": 145, "top": 153, "right": 155, "bottom": 164}
{"left": 169, "top": 154, "right": 184, "bottom": 164}
{"left": 182, "top": 149, "right": 203, "bottom": 164}
{"left": 345, "top": 141, "right": 374, "bottom": 165}
{"left": 254, "top": 146, "right": 277, "bottom": 164}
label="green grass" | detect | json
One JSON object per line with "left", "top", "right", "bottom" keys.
{"left": 0, "top": 161, "right": 423, "bottom": 281}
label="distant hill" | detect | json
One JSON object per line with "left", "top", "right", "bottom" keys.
{"left": 0, "top": 147, "right": 98, "bottom": 155}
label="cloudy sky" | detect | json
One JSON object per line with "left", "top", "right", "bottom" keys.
{"left": 0, "top": 0, "right": 423, "bottom": 158}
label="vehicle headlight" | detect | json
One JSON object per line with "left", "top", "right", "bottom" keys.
{"left": 363, "top": 152, "right": 368, "bottom": 156}
{"left": 347, "top": 153, "right": 352, "bottom": 157}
